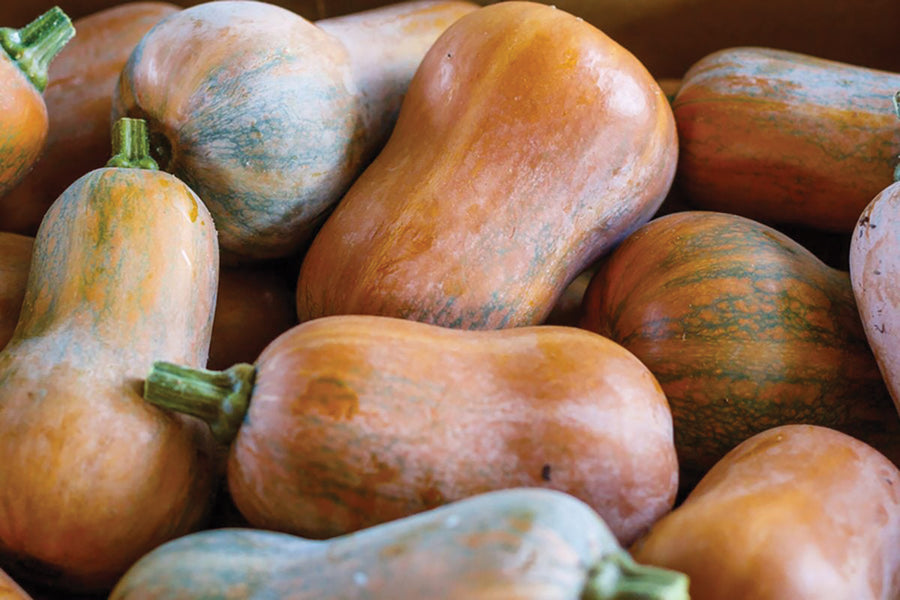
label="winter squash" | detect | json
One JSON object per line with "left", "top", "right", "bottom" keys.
{"left": 579, "top": 210, "right": 900, "bottom": 488}
{"left": 109, "top": 488, "right": 689, "bottom": 600}
{"left": 0, "top": 7, "right": 74, "bottom": 200}
{"left": 207, "top": 263, "right": 298, "bottom": 371}
{"left": 0, "top": 233, "right": 32, "bottom": 350}
{"left": 673, "top": 47, "right": 900, "bottom": 232}
{"left": 850, "top": 179, "right": 900, "bottom": 414}
{"left": 631, "top": 424, "right": 900, "bottom": 600}
{"left": 295, "top": 1, "right": 677, "bottom": 329}
{"left": 0, "top": 119, "right": 219, "bottom": 593}
{"left": 144, "top": 314, "right": 679, "bottom": 546}
{"left": 113, "top": 0, "right": 475, "bottom": 262}
{"left": 0, "top": 2, "right": 179, "bottom": 235}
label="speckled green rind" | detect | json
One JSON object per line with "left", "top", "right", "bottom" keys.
{"left": 581, "top": 210, "right": 900, "bottom": 488}
{"left": 113, "top": 1, "right": 366, "bottom": 262}
{"left": 109, "top": 488, "right": 688, "bottom": 600}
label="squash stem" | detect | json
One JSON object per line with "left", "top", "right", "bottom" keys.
{"left": 144, "top": 361, "right": 255, "bottom": 445}
{"left": 107, "top": 118, "right": 160, "bottom": 170}
{"left": 582, "top": 550, "right": 689, "bottom": 600}
{"left": 0, "top": 6, "right": 74, "bottom": 92}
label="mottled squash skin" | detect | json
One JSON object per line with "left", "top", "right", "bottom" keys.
{"left": 109, "top": 488, "right": 688, "bottom": 600}
{"left": 851, "top": 180, "right": 900, "bottom": 415}
{"left": 674, "top": 47, "right": 900, "bottom": 232}
{"left": 0, "top": 165, "right": 219, "bottom": 592}
{"left": 632, "top": 425, "right": 900, "bottom": 600}
{"left": 0, "top": 49, "right": 48, "bottom": 199}
{"left": 0, "top": 233, "right": 31, "bottom": 350}
{"left": 296, "top": 1, "right": 677, "bottom": 329}
{"left": 0, "top": 2, "right": 180, "bottom": 235}
{"left": 579, "top": 211, "right": 900, "bottom": 488}
{"left": 113, "top": 0, "right": 473, "bottom": 263}
{"left": 152, "top": 315, "right": 678, "bottom": 546}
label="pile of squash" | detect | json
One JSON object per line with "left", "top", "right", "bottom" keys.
{"left": 0, "top": 0, "right": 899, "bottom": 598}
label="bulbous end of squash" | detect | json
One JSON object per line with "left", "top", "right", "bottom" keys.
{"left": 0, "top": 6, "right": 74, "bottom": 92}
{"left": 106, "top": 118, "right": 159, "bottom": 170}
{"left": 583, "top": 550, "right": 689, "bottom": 600}
{"left": 143, "top": 361, "right": 255, "bottom": 445}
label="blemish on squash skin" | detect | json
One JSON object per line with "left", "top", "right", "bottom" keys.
{"left": 296, "top": 377, "right": 358, "bottom": 420}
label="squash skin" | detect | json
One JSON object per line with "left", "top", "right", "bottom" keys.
{"left": 113, "top": 0, "right": 473, "bottom": 263}
{"left": 579, "top": 210, "right": 900, "bottom": 487}
{"left": 0, "top": 568, "right": 31, "bottom": 600}
{"left": 0, "top": 49, "right": 48, "bottom": 199}
{"left": 850, "top": 180, "right": 900, "bottom": 415}
{"left": 0, "top": 166, "right": 219, "bottom": 592}
{"left": 296, "top": 1, "right": 677, "bottom": 329}
{"left": 211, "top": 315, "right": 678, "bottom": 546}
{"left": 109, "top": 488, "right": 688, "bottom": 600}
{"left": 0, "top": 2, "right": 180, "bottom": 236}
{"left": 207, "top": 263, "right": 298, "bottom": 371}
{"left": 0, "top": 233, "right": 31, "bottom": 350}
{"left": 673, "top": 47, "right": 900, "bottom": 232}
{"left": 631, "top": 424, "right": 900, "bottom": 600}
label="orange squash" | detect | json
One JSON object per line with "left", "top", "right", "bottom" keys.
{"left": 0, "top": 2, "right": 179, "bottom": 235}
{"left": 632, "top": 424, "right": 900, "bottom": 599}
{"left": 579, "top": 210, "right": 900, "bottom": 488}
{"left": 110, "top": 488, "right": 689, "bottom": 600}
{"left": 0, "top": 119, "right": 219, "bottom": 593}
{"left": 673, "top": 47, "right": 900, "bottom": 232}
{"left": 207, "top": 263, "right": 298, "bottom": 371}
{"left": 0, "top": 7, "right": 74, "bottom": 200}
{"left": 0, "top": 233, "right": 31, "bottom": 350}
{"left": 144, "top": 314, "right": 678, "bottom": 546}
{"left": 113, "top": 0, "right": 476, "bottom": 262}
{"left": 850, "top": 179, "right": 900, "bottom": 415}
{"left": 295, "top": 1, "right": 677, "bottom": 329}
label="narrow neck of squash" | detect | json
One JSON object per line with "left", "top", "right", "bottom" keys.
{"left": 0, "top": 6, "right": 74, "bottom": 93}
{"left": 144, "top": 361, "right": 255, "bottom": 445}
{"left": 582, "top": 550, "right": 689, "bottom": 600}
{"left": 107, "top": 118, "right": 160, "bottom": 170}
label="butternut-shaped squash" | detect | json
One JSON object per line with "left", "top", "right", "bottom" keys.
{"left": 850, "top": 179, "right": 900, "bottom": 415}
{"left": 295, "top": 1, "right": 677, "bottom": 329}
{"left": 110, "top": 488, "right": 689, "bottom": 600}
{"left": 0, "top": 2, "right": 179, "bottom": 235}
{"left": 0, "top": 7, "right": 74, "bottom": 200}
{"left": 0, "top": 119, "right": 219, "bottom": 593}
{"left": 579, "top": 210, "right": 900, "bottom": 489}
{"left": 0, "top": 233, "right": 32, "bottom": 350}
{"left": 673, "top": 47, "right": 900, "bottom": 232}
{"left": 144, "top": 314, "right": 678, "bottom": 546}
{"left": 113, "top": 0, "right": 476, "bottom": 262}
{"left": 631, "top": 424, "right": 900, "bottom": 599}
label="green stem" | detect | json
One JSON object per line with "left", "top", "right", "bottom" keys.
{"left": 582, "top": 550, "right": 689, "bottom": 600}
{"left": 106, "top": 118, "right": 160, "bottom": 170}
{"left": 0, "top": 6, "right": 74, "bottom": 93}
{"left": 144, "top": 361, "right": 256, "bottom": 445}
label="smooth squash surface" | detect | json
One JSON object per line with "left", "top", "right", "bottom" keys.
{"left": 0, "top": 233, "right": 32, "bottom": 350}
{"left": 632, "top": 425, "right": 900, "bottom": 599}
{"left": 110, "top": 488, "right": 689, "bottom": 600}
{"left": 0, "top": 120, "right": 219, "bottom": 592}
{"left": 145, "top": 314, "right": 678, "bottom": 546}
{"left": 579, "top": 210, "right": 900, "bottom": 486}
{"left": 0, "top": 2, "right": 179, "bottom": 235}
{"left": 0, "top": 8, "right": 74, "bottom": 200}
{"left": 850, "top": 180, "right": 900, "bottom": 414}
{"left": 673, "top": 47, "right": 900, "bottom": 232}
{"left": 296, "top": 0, "right": 677, "bottom": 329}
